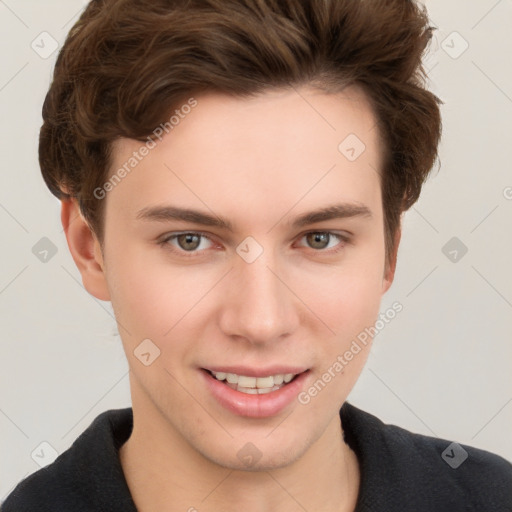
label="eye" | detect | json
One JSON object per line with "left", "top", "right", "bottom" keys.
{"left": 159, "top": 232, "right": 214, "bottom": 254}
{"left": 296, "top": 231, "right": 348, "bottom": 252}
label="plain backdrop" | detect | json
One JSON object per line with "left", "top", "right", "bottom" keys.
{"left": 1, "top": 0, "right": 511, "bottom": 500}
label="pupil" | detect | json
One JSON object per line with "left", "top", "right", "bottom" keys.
{"left": 179, "top": 234, "right": 200, "bottom": 251}
{"left": 308, "top": 232, "right": 328, "bottom": 249}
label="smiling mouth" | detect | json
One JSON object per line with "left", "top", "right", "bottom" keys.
{"left": 204, "top": 369, "right": 303, "bottom": 395}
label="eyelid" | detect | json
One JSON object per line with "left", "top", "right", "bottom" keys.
{"left": 293, "top": 231, "right": 351, "bottom": 252}
{"left": 294, "top": 229, "right": 352, "bottom": 242}
{"left": 158, "top": 230, "right": 217, "bottom": 248}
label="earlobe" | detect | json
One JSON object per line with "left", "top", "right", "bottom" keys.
{"left": 382, "top": 225, "right": 402, "bottom": 293}
{"left": 61, "top": 198, "right": 110, "bottom": 301}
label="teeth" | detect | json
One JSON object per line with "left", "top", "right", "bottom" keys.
{"left": 237, "top": 387, "right": 259, "bottom": 394}
{"left": 211, "top": 371, "right": 298, "bottom": 390}
{"left": 256, "top": 376, "right": 274, "bottom": 388}
{"left": 238, "top": 375, "right": 257, "bottom": 387}
{"left": 236, "top": 386, "right": 281, "bottom": 395}
{"left": 273, "top": 374, "right": 284, "bottom": 385}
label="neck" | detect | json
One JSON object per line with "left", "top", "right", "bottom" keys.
{"left": 119, "top": 389, "right": 360, "bottom": 512}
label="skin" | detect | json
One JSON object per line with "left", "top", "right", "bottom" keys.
{"left": 62, "top": 85, "right": 400, "bottom": 512}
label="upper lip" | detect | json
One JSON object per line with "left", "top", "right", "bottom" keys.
{"left": 203, "top": 366, "right": 309, "bottom": 377}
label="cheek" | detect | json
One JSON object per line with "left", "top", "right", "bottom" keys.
{"left": 104, "top": 246, "right": 177, "bottom": 337}
{"left": 295, "top": 268, "right": 384, "bottom": 413}
{"left": 295, "top": 245, "right": 386, "bottom": 336}
{"left": 105, "top": 244, "right": 222, "bottom": 350}
{"left": 313, "top": 273, "right": 383, "bottom": 346}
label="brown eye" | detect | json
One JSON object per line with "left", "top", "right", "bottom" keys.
{"left": 159, "top": 232, "right": 214, "bottom": 255}
{"left": 296, "top": 231, "right": 349, "bottom": 253}
{"left": 176, "top": 233, "right": 202, "bottom": 251}
{"left": 306, "top": 232, "right": 332, "bottom": 250}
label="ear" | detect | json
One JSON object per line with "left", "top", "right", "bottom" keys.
{"left": 61, "top": 198, "right": 110, "bottom": 301}
{"left": 382, "top": 223, "right": 402, "bottom": 294}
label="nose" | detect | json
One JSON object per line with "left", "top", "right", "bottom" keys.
{"left": 218, "top": 247, "right": 299, "bottom": 346}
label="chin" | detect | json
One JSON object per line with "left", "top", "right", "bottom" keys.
{"left": 198, "top": 432, "right": 313, "bottom": 473}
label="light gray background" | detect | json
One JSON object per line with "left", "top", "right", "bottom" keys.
{"left": 1, "top": 0, "right": 511, "bottom": 500}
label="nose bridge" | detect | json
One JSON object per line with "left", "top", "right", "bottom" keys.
{"left": 220, "top": 244, "right": 297, "bottom": 343}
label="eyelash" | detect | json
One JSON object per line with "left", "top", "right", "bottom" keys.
{"left": 158, "top": 231, "right": 350, "bottom": 258}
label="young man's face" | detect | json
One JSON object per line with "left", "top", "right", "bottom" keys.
{"left": 70, "top": 85, "right": 397, "bottom": 470}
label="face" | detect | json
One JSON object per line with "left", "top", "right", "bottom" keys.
{"left": 87, "top": 85, "right": 395, "bottom": 470}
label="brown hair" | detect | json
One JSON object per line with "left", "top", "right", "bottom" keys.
{"left": 40, "top": 0, "right": 442, "bottom": 267}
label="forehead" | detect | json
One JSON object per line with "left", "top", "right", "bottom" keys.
{"left": 107, "top": 85, "right": 384, "bottom": 226}
{"left": 166, "top": 85, "right": 381, "bottom": 159}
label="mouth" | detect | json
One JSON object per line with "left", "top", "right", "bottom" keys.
{"left": 200, "top": 367, "right": 310, "bottom": 418}
{"left": 204, "top": 369, "right": 301, "bottom": 395}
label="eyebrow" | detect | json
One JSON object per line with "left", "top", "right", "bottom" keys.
{"left": 135, "top": 202, "right": 372, "bottom": 231}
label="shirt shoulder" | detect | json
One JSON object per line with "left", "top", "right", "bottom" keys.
{"left": 340, "top": 402, "right": 512, "bottom": 511}
{"left": 1, "top": 408, "right": 137, "bottom": 512}
{"left": 385, "top": 418, "right": 512, "bottom": 506}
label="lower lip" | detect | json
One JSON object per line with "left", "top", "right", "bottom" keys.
{"left": 201, "top": 369, "right": 309, "bottom": 418}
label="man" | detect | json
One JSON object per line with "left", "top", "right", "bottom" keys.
{"left": 2, "top": 0, "right": 511, "bottom": 510}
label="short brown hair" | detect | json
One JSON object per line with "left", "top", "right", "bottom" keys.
{"left": 40, "top": 0, "right": 442, "bottom": 267}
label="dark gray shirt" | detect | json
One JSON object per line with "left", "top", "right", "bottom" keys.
{"left": 2, "top": 402, "right": 511, "bottom": 511}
